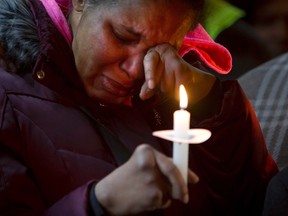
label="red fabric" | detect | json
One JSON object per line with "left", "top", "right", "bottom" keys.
{"left": 55, "top": 0, "right": 72, "bottom": 11}
{"left": 180, "top": 24, "right": 232, "bottom": 74}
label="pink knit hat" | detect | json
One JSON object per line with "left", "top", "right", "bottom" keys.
{"left": 40, "top": 0, "right": 232, "bottom": 74}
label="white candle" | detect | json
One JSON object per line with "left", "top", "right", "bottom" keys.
{"left": 173, "top": 85, "right": 190, "bottom": 184}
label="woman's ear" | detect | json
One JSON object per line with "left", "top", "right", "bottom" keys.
{"left": 72, "top": 0, "right": 85, "bottom": 12}
{"left": 69, "top": 0, "right": 86, "bottom": 36}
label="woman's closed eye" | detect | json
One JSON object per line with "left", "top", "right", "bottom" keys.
{"left": 113, "top": 28, "right": 140, "bottom": 45}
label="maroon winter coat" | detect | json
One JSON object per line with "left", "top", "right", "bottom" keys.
{"left": 0, "top": 0, "right": 278, "bottom": 216}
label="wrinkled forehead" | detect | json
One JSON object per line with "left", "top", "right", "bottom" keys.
{"left": 93, "top": 0, "right": 196, "bottom": 42}
{"left": 86, "top": 0, "right": 199, "bottom": 27}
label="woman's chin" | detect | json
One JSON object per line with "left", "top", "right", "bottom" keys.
{"left": 87, "top": 88, "right": 131, "bottom": 106}
{"left": 95, "top": 95, "right": 131, "bottom": 106}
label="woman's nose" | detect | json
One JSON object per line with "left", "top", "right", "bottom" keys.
{"left": 120, "top": 53, "right": 145, "bottom": 80}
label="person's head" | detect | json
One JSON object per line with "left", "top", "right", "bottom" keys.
{"left": 227, "top": 0, "right": 288, "bottom": 57}
{"left": 69, "top": 0, "right": 204, "bottom": 105}
{"left": 249, "top": 0, "right": 288, "bottom": 57}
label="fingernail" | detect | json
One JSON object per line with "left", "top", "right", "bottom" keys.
{"left": 183, "top": 194, "right": 189, "bottom": 203}
{"left": 148, "top": 79, "right": 154, "bottom": 89}
{"left": 194, "top": 175, "right": 199, "bottom": 183}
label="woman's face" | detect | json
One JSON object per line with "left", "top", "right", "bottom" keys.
{"left": 70, "top": 0, "right": 194, "bottom": 105}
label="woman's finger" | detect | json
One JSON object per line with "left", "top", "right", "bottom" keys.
{"left": 140, "top": 49, "right": 164, "bottom": 100}
{"left": 143, "top": 49, "right": 160, "bottom": 90}
{"left": 188, "top": 169, "right": 199, "bottom": 184}
{"left": 153, "top": 150, "right": 189, "bottom": 203}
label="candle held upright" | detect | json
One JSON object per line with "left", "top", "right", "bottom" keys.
{"left": 173, "top": 85, "right": 190, "bottom": 184}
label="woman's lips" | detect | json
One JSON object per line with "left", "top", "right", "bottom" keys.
{"left": 101, "top": 76, "right": 132, "bottom": 97}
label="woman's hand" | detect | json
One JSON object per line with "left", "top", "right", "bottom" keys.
{"left": 94, "top": 144, "right": 199, "bottom": 215}
{"left": 139, "top": 44, "right": 216, "bottom": 104}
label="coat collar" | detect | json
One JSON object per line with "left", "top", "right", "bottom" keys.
{"left": 28, "top": 0, "right": 90, "bottom": 104}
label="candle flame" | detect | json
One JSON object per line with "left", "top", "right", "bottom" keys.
{"left": 179, "top": 84, "right": 188, "bottom": 109}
